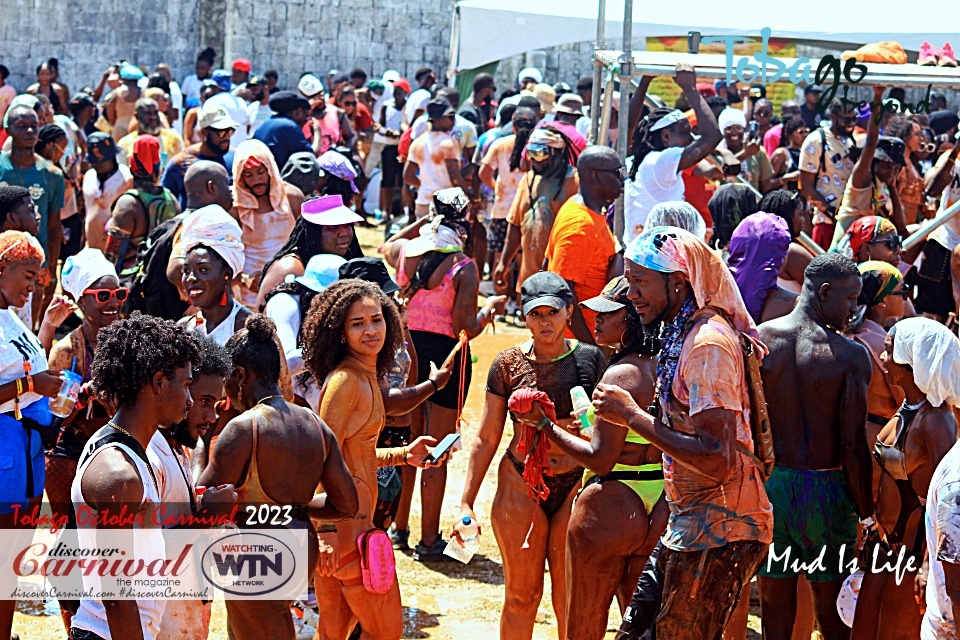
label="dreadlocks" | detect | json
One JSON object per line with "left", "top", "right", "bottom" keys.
{"left": 508, "top": 107, "right": 539, "bottom": 172}
{"left": 628, "top": 107, "right": 677, "bottom": 180}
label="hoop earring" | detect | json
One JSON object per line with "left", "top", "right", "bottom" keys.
{"left": 619, "top": 329, "right": 628, "bottom": 347}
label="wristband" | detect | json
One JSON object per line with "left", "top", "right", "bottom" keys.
{"left": 859, "top": 515, "right": 877, "bottom": 529}
{"left": 26, "top": 375, "right": 33, "bottom": 394}
{"left": 317, "top": 523, "right": 337, "bottom": 533}
{"left": 536, "top": 417, "right": 552, "bottom": 431}
{"left": 427, "top": 378, "right": 438, "bottom": 392}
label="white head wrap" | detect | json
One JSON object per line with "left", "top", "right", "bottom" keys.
{"left": 892, "top": 317, "right": 960, "bottom": 408}
{"left": 518, "top": 67, "right": 543, "bottom": 85}
{"left": 61, "top": 248, "right": 117, "bottom": 300}
{"left": 180, "top": 204, "right": 246, "bottom": 276}
{"left": 718, "top": 107, "right": 748, "bottom": 132}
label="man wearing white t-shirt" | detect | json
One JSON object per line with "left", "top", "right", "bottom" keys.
{"left": 922, "top": 438, "right": 960, "bottom": 638}
{"left": 622, "top": 64, "right": 722, "bottom": 246}
{"left": 404, "top": 67, "right": 435, "bottom": 127}
{"left": 403, "top": 99, "right": 468, "bottom": 218}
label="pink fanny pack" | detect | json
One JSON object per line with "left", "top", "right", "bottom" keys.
{"left": 357, "top": 529, "right": 396, "bottom": 594}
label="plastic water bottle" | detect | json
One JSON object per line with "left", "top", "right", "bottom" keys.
{"left": 385, "top": 342, "right": 411, "bottom": 390}
{"left": 444, "top": 516, "right": 480, "bottom": 563}
{"left": 570, "top": 386, "right": 594, "bottom": 439}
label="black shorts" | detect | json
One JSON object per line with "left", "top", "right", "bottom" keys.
{"left": 410, "top": 330, "right": 472, "bottom": 411}
{"left": 916, "top": 240, "right": 955, "bottom": 318}
{"left": 380, "top": 145, "right": 402, "bottom": 189}
{"left": 488, "top": 218, "right": 508, "bottom": 253}
{"left": 61, "top": 214, "right": 83, "bottom": 260}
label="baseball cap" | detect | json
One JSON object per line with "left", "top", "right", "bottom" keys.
{"left": 803, "top": 84, "right": 822, "bottom": 95}
{"left": 392, "top": 78, "right": 411, "bottom": 95}
{"left": 232, "top": 58, "right": 252, "bottom": 73}
{"left": 280, "top": 152, "right": 324, "bottom": 196}
{"left": 520, "top": 271, "right": 572, "bottom": 316}
{"left": 269, "top": 91, "right": 310, "bottom": 114}
{"left": 875, "top": 136, "right": 906, "bottom": 166}
{"left": 580, "top": 276, "right": 630, "bottom": 314}
{"left": 553, "top": 93, "right": 583, "bottom": 116}
{"left": 211, "top": 69, "right": 232, "bottom": 91}
{"left": 295, "top": 254, "right": 346, "bottom": 293}
{"left": 382, "top": 70, "right": 401, "bottom": 84}
{"left": 85, "top": 132, "right": 118, "bottom": 164}
{"left": 298, "top": 74, "right": 324, "bottom": 98}
{"left": 198, "top": 103, "right": 240, "bottom": 130}
{"left": 331, "top": 73, "right": 349, "bottom": 87}
{"left": 247, "top": 75, "right": 263, "bottom": 86}
{"left": 518, "top": 67, "right": 543, "bottom": 85}
{"left": 339, "top": 257, "right": 400, "bottom": 294}
{"left": 426, "top": 98, "right": 455, "bottom": 121}
{"left": 301, "top": 195, "right": 364, "bottom": 226}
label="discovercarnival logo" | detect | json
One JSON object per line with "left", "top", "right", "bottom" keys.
{"left": 703, "top": 28, "right": 933, "bottom": 117}
{"left": 201, "top": 532, "right": 298, "bottom": 597}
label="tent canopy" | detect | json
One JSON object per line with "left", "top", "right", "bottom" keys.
{"left": 453, "top": 0, "right": 953, "bottom": 71}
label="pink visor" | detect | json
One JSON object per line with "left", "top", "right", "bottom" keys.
{"left": 301, "top": 195, "right": 364, "bottom": 226}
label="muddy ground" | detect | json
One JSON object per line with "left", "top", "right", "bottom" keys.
{"left": 10, "top": 225, "right": 768, "bottom": 639}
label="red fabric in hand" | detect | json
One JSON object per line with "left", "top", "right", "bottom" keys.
{"left": 507, "top": 387, "right": 556, "bottom": 503}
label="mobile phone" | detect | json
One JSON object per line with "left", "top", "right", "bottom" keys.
{"left": 425, "top": 432, "right": 461, "bottom": 463}
{"left": 749, "top": 121, "right": 759, "bottom": 136}
{"left": 723, "top": 162, "right": 742, "bottom": 176}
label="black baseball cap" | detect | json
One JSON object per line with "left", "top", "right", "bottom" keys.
{"left": 339, "top": 257, "right": 400, "bottom": 294}
{"left": 580, "top": 276, "right": 630, "bottom": 314}
{"left": 426, "top": 98, "right": 455, "bottom": 121}
{"left": 520, "top": 271, "right": 572, "bottom": 315}
{"left": 281, "top": 152, "right": 324, "bottom": 195}
{"left": 803, "top": 85, "right": 822, "bottom": 95}
{"left": 85, "top": 132, "right": 117, "bottom": 164}
{"left": 269, "top": 90, "right": 311, "bottom": 114}
{"left": 875, "top": 136, "right": 906, "bottom": 166}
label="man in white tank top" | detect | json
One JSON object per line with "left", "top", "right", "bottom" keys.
{"left": 147, "top": 338, "right": 234, "bottom": 640}
{"left": 69, "top": 315, "right": 234, "bottom": 640}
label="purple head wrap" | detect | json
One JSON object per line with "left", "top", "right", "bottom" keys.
{"left": 727, "top": 212, "right": 792, "bottom": 323}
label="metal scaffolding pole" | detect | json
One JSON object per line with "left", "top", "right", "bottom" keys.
{"left": 613, "top": 0, "right": 632, "bottom": 245}
{"left": 587, "top": 0, "right": 606, "bottom": 145}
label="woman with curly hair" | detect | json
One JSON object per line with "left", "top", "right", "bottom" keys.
{"left": 302, "top": 279, "right": 442, "bottom": 640}
{"left": 199, "top": 314, "right": 358, "bottom": 640}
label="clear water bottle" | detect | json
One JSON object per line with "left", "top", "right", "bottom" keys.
{"left": 444, "top": 516, "right": 480, "bottom": 563}
{"left": 570, "top": 385, "right": 594, "bottom": 439}
{"left": 385, "top": 342, "right": 411, "bottom": 390}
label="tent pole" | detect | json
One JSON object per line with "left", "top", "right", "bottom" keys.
{"left": 598, "top": 76, "right": 614, "bottom": 147}
{"left": 447, "top": 5, "right": 461, "bottom": 85}
{"left": 614, "top": 0, "right": 633, "bottom": 246}
{"left": 588, "top": 0, "right": 606, "bottom": 145}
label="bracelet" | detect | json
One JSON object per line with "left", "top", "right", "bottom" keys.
{"left": 427, "top": 378, "right": 438, "bottom": 392}
{"left": 859, "top": 515, "right": 877, "bottom": 529}
{"left": 15, "top": 378, "right": 23, "bottom": 398}
{"left": 536, "top": 416, "right": 552, "bottom": 431}
{"left": 26, "top": 375, "right": 33, "bottom": 394}
{"left": 317, "top": 524, "right": 337, "bottom": 533}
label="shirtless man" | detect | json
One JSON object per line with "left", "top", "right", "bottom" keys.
{"left": 756, "top": 252, "right": 875, "bottom": 640}
{"left": 199, "top": 315, "right": 358, "bottom": 640}
{"left": 71, "top": 314, "right": 235, "bottom": 640}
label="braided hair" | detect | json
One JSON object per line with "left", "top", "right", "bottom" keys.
{"left": 508, "top": 107, "right": 538, "bottom": 172}
{"left": 35, "top": 123, "right": 65, "bottom": 155}
{"left": 629, "top": 107, "right": 677, "bottom": 180}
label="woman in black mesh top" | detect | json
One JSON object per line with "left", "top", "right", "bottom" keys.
{"left": 458, "top": 271, "right": 606, "bottom": 640}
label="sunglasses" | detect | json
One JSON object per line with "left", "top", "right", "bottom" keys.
{"left": 341, "top": 101, "right": 357, "bottom": 107}
{"left": 919, "top": 142, "right": 937, "bottom": 153}
{"left": 755, "top": 110, "right": 773, "bottom": 117}
{"left": 527, "top": 144, "right": 551, "bottom": 162}
{"left": 595, "top": 166, "right": 626, "bottom": 180}
{"left": 83, "top": 288, "right": 129, "bottom": 304}
{"left": 867, "top": 237, "right": 902, "bottom": 252}
{"left": 890, "top": 287, "right": 910, "bottom": 300}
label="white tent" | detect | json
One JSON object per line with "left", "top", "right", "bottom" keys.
{"left": 452, "top": 0, "right": 955, "bottom": 71}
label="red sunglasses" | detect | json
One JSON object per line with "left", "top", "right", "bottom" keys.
{"left": 83, "top": 288, "right": 129, "bottom": 304}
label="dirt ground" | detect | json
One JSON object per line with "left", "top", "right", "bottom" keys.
{"left": 10, "top": 225, "right": 767, "bottom": 639}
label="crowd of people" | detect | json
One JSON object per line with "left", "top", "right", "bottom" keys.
{"left": 1, "top": 42, "right": 960, "bottom": 640}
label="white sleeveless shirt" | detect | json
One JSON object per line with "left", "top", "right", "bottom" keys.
{"left": 70, "top": 426, "right": 165, "bottom": 640}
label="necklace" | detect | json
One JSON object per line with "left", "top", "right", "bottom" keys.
{"left": 106, "top": 421, "right": 159, "bottom": 494}
{"left": 903, "top": 398, "right": 926, "bottom": 411}
{"left": 254, "top": 394, "right": 283, "bottom": 407}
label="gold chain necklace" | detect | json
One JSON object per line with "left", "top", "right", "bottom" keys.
{"left": 254, "top": 394, "right": 283, "bottom": 407}
{"left": 106, "top": 421, "right": 159, "bottom": 495}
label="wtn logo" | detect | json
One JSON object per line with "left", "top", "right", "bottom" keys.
{"left": 211, "top": 552, "right": 283, "bottom": 578}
